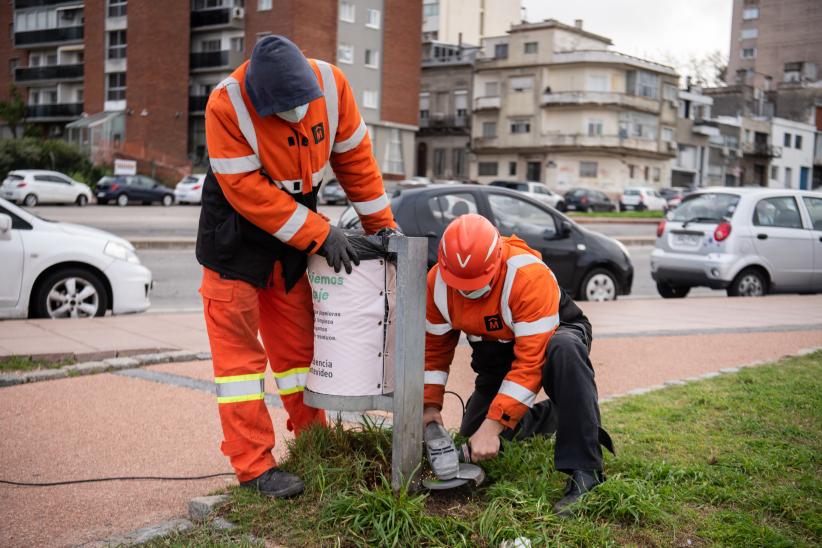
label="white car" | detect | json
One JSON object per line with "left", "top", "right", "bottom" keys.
{"left": 619, "top": 187, "right": 668, "bottom": 212}
{"left": 1, "top": 170, "right": 93, "bottom": 207}
{"left": 489, "top": 181, "right": 565, "bottom": 210}
{"left": 0, "top": 197, "right": 153, "bottom": 319}
{"left": 174, "top": 173, "right": 206, "bottom": 205}
{"left": 651, "top": 187, "right": 822, "bottom": 298}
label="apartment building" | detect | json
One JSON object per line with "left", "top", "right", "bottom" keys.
{"left": 470, "top": 20, "right": 679, "bottom": 192}
{"left": 769, "top": 118, "right": 815, "bottom": 189}
{"left": 2, "top": 0, "right": 420, "bottom": 181}
{"left": 421, "top": 0, "right": 521, "bottom": 44}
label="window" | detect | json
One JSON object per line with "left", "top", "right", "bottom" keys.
{"left": 626, "top": 70, "right": 659, "bottom": 99}
{"left": 510, "top": 76, "right": 533, "bottom": 92}
{"left": 662, "top": 127, "right": 674, "bottom": 142}
{"left": 740, "top": 28, "right": 758, "bottom": 40}
{"left": 338, "top": 44, "right": 354, "bottom": 64}
{"left": 419, "top": 93, "right": 429, "bottom": 121}
{"left": 628, "top": 164, "right": 637, "bottom": 179}
{"left": 783, "top": 133, "right": 791, "bottom": 147}
{"left": 587, "top": 119, "right": 603, "bottom": 136}
{"left": 494, "top": 43, "right": 508, "bottom": 59}
{"left": 753, "top": 197, "right": 803, "bottom": 228}
{"left": 107, "top": 72, "right": 126, "bottom": 101}
{"left": 433, "top": 148, "right": 446, "bottom": 177}
{"left": 488, "top": 194, "right": 556, "bottom": 237}
{"left": 454, "top": 91, "right": 468, "bottom": 118}
{"left": 771, "top": 165, "right": 779, "bottom": 180}
{"left": 524, "top": 42, "right": 538, "bottom": 54}
{"left": 230, "top": 37, "right": 244, "bottom": 52}
{"left": 9, "top": 58, "right": 19, "bottom": 76}
{"left": 366, "top": 8, "right": 380, "bottom": 28}
{"left": 107, "top": 30, "right": 126, "bottom": 60}
{"left": 785, "top": 167, "right": 793, "bottom": 187}
{"left": 482, "top": 121, "right": 497, "bottom": 137}
{"left": 427, "top": 193, "right": 478, "bottom": 227}
{"left": 340, "top": 1, "right": 355, "bottom": 22}
{"left": 385, "top": 128, "right": 404, "bottom": 174}
{"left": 795, "top": 135, "right": 802, "bottom": 150}
{"left": 508, "top": 161, "right": 517, "bottom": 176}
{"left": 802, "top": 197, "right": 822, "bottom": 230}
{"left": 579, "top": 161, "right": 598, "bottom": 178}
{"left": 423, "top": 2, "right": 439, "bottom": 17}
{"left": 453, "top": 149, "right": 466, "bottom": 177}
{"left": 510, "top": 119, "right": 531, "bottom": 134}
{"left": 526, "top": 162, "right": 541, "bottom": 182}
{"left": 741, "top": 48, "right": 757, "bottom": 59}
{"left": 652, "top": 167, "right": 661, "bottom": 182}
{"left": 108, "top": 0, "right": 127, "bottom": 18}
{"left": 364, "top": 49, "right": 379, "bottom": 68}
{"left": 484, "top": 82, "right": 499, "bottom": 97}
{"left": 258, "top": 0, "right": 272, "bottom": 10}
{"left": 478, "top": 162, "right": 498, "bottom": 176}
{"left": 201, "top": 39, "right": 221, "bottom": 52}
{"left": 363, "top": 90, "right": 379, "bottom": 109}
{"left": 586, "top": 74, "right": 608, "bottom": 92}
{"left": 743, "top": 6, "right": 759, "bottom": 19}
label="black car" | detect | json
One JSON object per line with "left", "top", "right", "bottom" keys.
{"left": 339, "top": 184, "right": 633, "bottom": 301}
{"left": 96, "top": 175, "right": 175, "bottom": 206}
{"left": 563, "top": 188, "right": 616, "bottom": 212}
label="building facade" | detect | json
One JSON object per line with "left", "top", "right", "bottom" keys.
{"left": 3, "top": 0, "right": 420, "bottom": 181}
{"left": 421, "top": 0, "right": 521, "bottom": 45}
{"left": 769, "top": 117, "right": 815, "bottom": 189}
{"left": 469, "top": 20, "right": 679, "bottom": 193}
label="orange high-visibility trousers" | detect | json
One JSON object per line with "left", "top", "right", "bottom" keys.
{"left": 200, "top": 265, "right": 326, "bottom": 482}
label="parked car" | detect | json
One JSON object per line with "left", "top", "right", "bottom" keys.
{"left": 0, "top": 197, "right": 152, "bottom": 319}
{"left": 96, "top": 175, "right": 175, "bottom": 206}
{"left": 338, "top": 184, "right": 633, "bottom": 301}
{"left": 652, "top": 187, "right": 822, "bottom": 298}
{"left": 660, "top": 186, "right": 690, "bottom": 209}
{"left": 489, "top": 180, "right": 565, "bottom": 210}
{"left": 1, "top": 170, "right": 93, "bottom": 207}
{"left": 174, "top": 173, "right": 206, "bottom": 205}
{"left": 563, "top": 188, "right": 616, "bottom": 212}
{"left": 320, "top": 179, "right": 348, "bottom": 205}
{"left": 619, "top": 187, "right": 668, "bottom": 212}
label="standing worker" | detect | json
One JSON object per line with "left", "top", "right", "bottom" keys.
{"left": 422, "top": 215, "right": 613, "bottom": 515}
{"left": 196, "top": 36, "right": 397, "bottom": 498}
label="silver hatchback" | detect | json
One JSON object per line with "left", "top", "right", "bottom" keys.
{"left": 651, "top": 188, "right": 822, "bottom": 298}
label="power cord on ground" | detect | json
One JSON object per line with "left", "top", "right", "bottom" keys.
{"left": 0, "top": 472, "right": 235, "bottom": 487}
{"left": 445, "top": 390, "right": 466, "bottom": 417}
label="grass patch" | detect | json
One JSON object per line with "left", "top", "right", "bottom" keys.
{"left": 568, "top": 210, "right": 665, "bottom": 219}
{"left": 151, "top": 352, "right": 822, "bottom": 547}
{"left": 0, "top": 355, "right": 75, "bottom": 372}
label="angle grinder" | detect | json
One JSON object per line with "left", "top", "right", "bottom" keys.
{"left": 422, "top": 422, "right": 485, "bottom": 490}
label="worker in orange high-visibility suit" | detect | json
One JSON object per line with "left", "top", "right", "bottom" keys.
{"left": 196, "top": 35, "right": 397, "bottom": 498}
{"left": 422, "top": 215, "right": 613, "bottom": 515}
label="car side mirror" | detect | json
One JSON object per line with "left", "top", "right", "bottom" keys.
{"left": 560, "top": 220, "right": 572, "bottom": 238}
{"left": 0, "top": 214, "right": 12, "bottom": 235}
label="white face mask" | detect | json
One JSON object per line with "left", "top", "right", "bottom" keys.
{"left": 458, "top": 284, "right": 491, "bottom": 300}
{"left": 276, "top": 103, "right": 309, "bottom": 123}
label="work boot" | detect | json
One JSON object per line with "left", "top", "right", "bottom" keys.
{"left": 553, "top": 470, "right": 605, "bottom": 517}
{"left": 240, "top": 467, "right": 304, "bottom": 498}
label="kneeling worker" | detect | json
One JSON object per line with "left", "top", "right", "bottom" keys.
{"left": 422, "top": 214, "right": 613, "bottom": 514}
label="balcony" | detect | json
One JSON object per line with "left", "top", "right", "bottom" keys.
{"left": 541, "top": 91, "right": 660, "bottom": 114}
{"left": 419, "top": 114, "right": 468, "bottom": 130}
{"left": 189, "top": 95, "right": 209, "bottom": 114}
{"left": 14, "top": 26, "right": 83, "bottom": 48}
{"left": 742, "top": 142, "right": 782, "bottom": 158}
{"left": 26, "top": 103, "right": 84, "bottom": 121}
{"left": 14, "top": 64, "right": 83, "bottom": 84}
{"left": 14, "top": 0, "right": 81, "bottom": 7}
{"left": 191, "top": 7, "right": 245, "bottom": 29}
{"left": 552, "top": 50, "right": 678, "bottom": 76}
{"left": 540, "top": 133, "right": 661, "bottom": 154}
{"left": 190, "top": 50, "right": 244, "bottom": 71}
{"left": 692, "top": 119, "right": 720, "bottom": 137}
{"left": 474, "top": 96, "right": 501, "bottom": 110}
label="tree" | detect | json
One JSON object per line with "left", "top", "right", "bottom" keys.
{"left": 0, "top": 87, "right": 26, "bottom": 138}
{"left": 684, "top": 50, "right": 727, "bottom": 88}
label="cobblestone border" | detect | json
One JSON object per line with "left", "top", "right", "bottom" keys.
{"left": 0, "top": 350, "right": 212, "bottom": 388}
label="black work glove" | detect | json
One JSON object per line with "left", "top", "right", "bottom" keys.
{"left": 317, "top": 225, "right": 360, "bottom": 274}
{"left": 376, "top": 225, "right": 403, "bottom": 237}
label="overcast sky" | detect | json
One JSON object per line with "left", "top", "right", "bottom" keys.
{"left": 521, "top": 0, "right": 733, "bottom": 70}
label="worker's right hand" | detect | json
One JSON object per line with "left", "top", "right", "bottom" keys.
{"left": 317, "top": 225, "right": 360, "bottom": 274}
{"left": 423, "top": 406, "right": 443, "bottom": 426}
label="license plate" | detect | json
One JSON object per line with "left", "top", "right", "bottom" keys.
{"left": 566, "top": 204, "right": 576, "bottom": 210}
{"left": 624, "top": 205, "right": 635, "bottom": 210}
{"left": 97, "top": 192, "right": 106, "bottom": 198}
{"left": 673, "top": 233, "right": 701, "bottom": 246}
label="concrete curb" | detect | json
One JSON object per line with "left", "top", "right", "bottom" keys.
{"left": 0, "top": 350, "right": 211, "bottom": 387}
{"left": 615, "top": 236, "right": 655, "bottom": 246}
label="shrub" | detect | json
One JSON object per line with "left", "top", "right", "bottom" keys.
{"left": 0, "top": 138, "right": 108, "bottom": 188}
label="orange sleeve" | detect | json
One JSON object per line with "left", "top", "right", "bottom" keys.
{"left": 423, "top": 266, "right": 459, "bottom": 410}
{"left": 486, "top": 265, "right": 561, "bottom": 429}
{"left": 205, "top": 89, "right": 330, "bottom": 254}
{"left": 328, "top": 65, "right": 397, "bottom": 234}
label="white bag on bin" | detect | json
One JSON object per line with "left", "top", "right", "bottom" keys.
{"left": 306, "top": 239, "right": 396, "bottom": 397}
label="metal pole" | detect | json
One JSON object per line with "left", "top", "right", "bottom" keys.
{"left": 389, "top": 235, "right": 427, "bottom": 490}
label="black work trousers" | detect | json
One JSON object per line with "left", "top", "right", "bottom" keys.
{"left": 459, "top": 325, "right": 606, "bottom": 473}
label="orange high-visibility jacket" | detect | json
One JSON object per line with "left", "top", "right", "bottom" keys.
{"left": 205, "top": 59, "right": 396, "bottom": 253}
{"left": 423, "top": 237, "right": 561, "bottom": 429}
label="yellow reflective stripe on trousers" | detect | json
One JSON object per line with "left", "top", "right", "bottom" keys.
{"left": 214, "top": 373, "right": 265, "bottom": 404}
{"left": 274, "top": 367, "right": 309, "bottom": 395}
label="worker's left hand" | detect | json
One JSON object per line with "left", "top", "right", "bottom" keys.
{"left": 376, "top": 225, "right": 403, "bottom": 237}
{"left": 469, "top": 419, "right": 504, "bottom": 462}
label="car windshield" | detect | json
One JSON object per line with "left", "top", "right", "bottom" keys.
{"left": 670, "top": 193, "right": 740, "bottom": 223}
{"left": 7, "top": 174, "right": 23, "bottom": 181}
{"left": 99, "top": 176, "right": 127, "bottom": 185}
{"left": 566, "top": 189, "right": 585, "bottom": 197}
{"left": 180, "top": 176, "right": 199, "bottom": 185}
{"left": 624, "top": 189, "right": 640, "bottom": 196}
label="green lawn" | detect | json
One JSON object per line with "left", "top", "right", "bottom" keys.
{"left": 0, "top": 355, "right": 75, "bottom": 373}
{"left": 568, "top": 210, "right": 665, "bottom": 219}
{"left": 151, "top": 352, "right": 822, "bottom": 547}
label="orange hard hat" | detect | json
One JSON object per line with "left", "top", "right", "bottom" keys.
{"left": 438, "top": 214, "right": 503, "bottom": 291}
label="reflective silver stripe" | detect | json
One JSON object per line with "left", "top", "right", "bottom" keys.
{"left": 274, "top": 369, "right": 308, "bottom": 394}
{"left": 317, "top": 61, "right": 338, "bottom": 154}
{"left": 215, "top": 378, "right": 264, "bottom": 398}
{"left": 467, "top": 334, "right": 482, "bottom": 343}
{"left": 426, "top": 320, "right": 452, "bottom": 336}
{"left": 513, "top": 314, "right": 559, "bottom": 337}
{"left": 352, "top": 193, "right": 389, "bottom": 216}
{"left": 274, "top": 178, "right": 303, "bottom": 194}
{"left": 333, "top": 118, "right": 367, "bottom": 154}
{"left": 209, "top": 155, "right": 261, "bottom": 175}
{"left": 500, "top": 254, "right": 545, "bottom": 331}
{"left": 424, "top": 370, "right": 448, "bottom": 385}
{"left": 312, "top": 162, "right": 328, "bottom": 187}
{"left": 222, "top": 77, "right": 259, "bottom": 156}
{"left": 273, "top": 203, "right": 309, "bottom": 242}
{"left": 498, "top": 380, "right": 537, "bottom": 407}
{"left": 433, "top": 270, "right": 451, "bottom": 324}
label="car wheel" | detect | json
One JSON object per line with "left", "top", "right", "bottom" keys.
{"left": 117, "top": 193, "right": 129, "bottom": 207}
{"left": 656, "top": 282, "right": 690, "bottom": 299}
{"left": 32, "top": 267, "right": 108, "bottom": 319}
{"left": 579, "top": 268, "right": 619, "bottom": 302}
{"left": 556, "top": 200, "right": 566, "bottom": 212}
{"left": 619, "top": 203, "right": 626, "bottom": 212}
{"left": 76, "top": 194, "right": 88, "bottom": 207}
{"left": 162, "top": 194, "right": 174, "bottom": 207}
{"left": 727, "top": 268, "right": 768, "bottom": 297}
{"left": 23, "top": 193, "right": 38, "bottom": 207}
